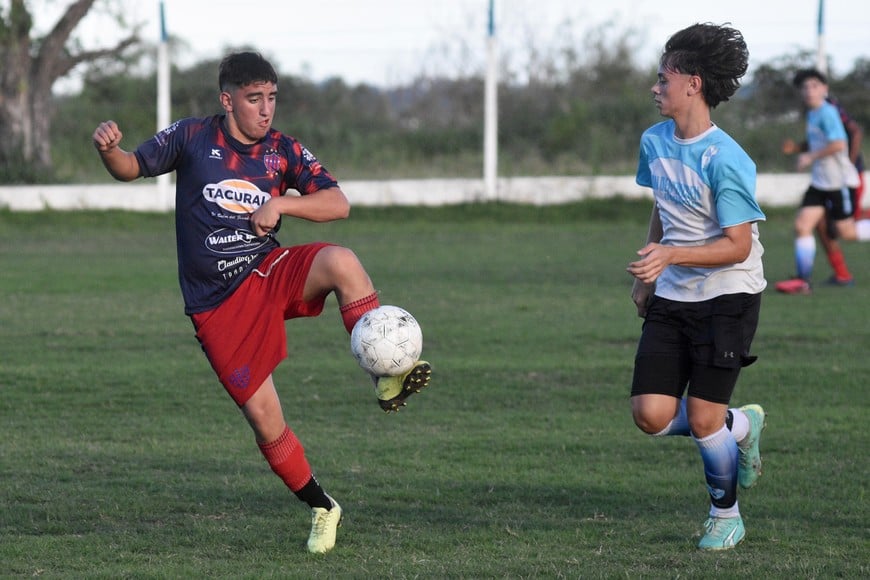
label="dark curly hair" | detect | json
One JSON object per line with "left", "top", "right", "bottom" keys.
{"left": 660, "top": 23, "right": 749, "bottom": 108}
{"left": 218, "top": 52, "right": 278, "bottom": 92}
{"left": 792, "top": 68, "right": 827, "bottom": 87}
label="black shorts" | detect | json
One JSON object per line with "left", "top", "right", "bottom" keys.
{"left": 631, "top": 293, "right": 761, "bottom": 404}
{"left": 801, "top": 185, "right": 858, "bottom": 220}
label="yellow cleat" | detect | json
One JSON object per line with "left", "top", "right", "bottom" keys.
{"left": 307, "top": 495, "right": 342, "bottom": 554}
{"left": 375, "top": 361, "right": 432, "bottom": 413}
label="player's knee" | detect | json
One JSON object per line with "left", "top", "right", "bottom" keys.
{"left": 632, "top": 409, "right": 669, "bottom": 435}
{"left": 687, "top": 415, "right": 722, "bottom": 438}
{"left": 318, "top": 245, "right": 363, "bottom": 275}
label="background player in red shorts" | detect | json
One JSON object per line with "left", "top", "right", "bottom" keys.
{"left": 92, "top": 51, "right": 431, "bottom": 554}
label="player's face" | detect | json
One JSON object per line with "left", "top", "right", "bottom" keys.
{"left": 651, "top": 67, "right": 694, "bottom": 119}
{"left": 221, "top": 81, "right": 277, "bottom": 144}
{"left": 799, "top": 78, "right": 827, "bottom": 109}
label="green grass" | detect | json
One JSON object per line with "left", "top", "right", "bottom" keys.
{"left": 1, "top": 201, "right": 868, "bottom": 578}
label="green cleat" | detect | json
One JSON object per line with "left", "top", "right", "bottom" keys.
{"left": 375, "top": 361, "right": 432, "bottom": 413}
{"left": 307, "top": 495, "right": 342, "bottom": 554}
{"left": 698, "top": 516, "right": 745, "bottom": 550}
{"left": 737, "top": 404, "right": 766, "bottom": 489}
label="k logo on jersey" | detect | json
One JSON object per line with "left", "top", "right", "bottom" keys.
{"left": 202, "top": 179, "right": 270, "bottom": 214}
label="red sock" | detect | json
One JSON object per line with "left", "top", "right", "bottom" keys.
{"left": 340, "top": 292, "right": 379, "bottom": 333}
{"left": 826, "top": 248, "right": 852, "bottom": 281}
{"left": 258, "top": 425, "right": 312, "bottom": 492}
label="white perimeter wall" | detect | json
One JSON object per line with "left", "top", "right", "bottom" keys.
{"left": 0, "top": 173, "right": 861, "bottom": 212}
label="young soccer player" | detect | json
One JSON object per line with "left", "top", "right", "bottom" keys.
{"left": 627, "top": 23, "right": 767, "bottom": 550}
{"left": 775, "top": 69, "right": 870, "bottom": 294}
{"left": 92, "top": 52, "right": 432, "bottom": 554}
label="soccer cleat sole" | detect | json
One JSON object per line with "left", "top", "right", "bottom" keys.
{"left": 378, "top": 361, "right": 432, "bottom": 413}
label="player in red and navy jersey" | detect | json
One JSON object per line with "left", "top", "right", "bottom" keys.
{"left": 92, "top": 52, "right": 431, "bottom": 554}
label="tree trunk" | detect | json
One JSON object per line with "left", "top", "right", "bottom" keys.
{"left": 0, "top": 0, "right": 137, "bottom": 180}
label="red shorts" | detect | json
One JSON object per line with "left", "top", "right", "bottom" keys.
{"left": 191, "top": 243, "right": 333, "bottom": 406}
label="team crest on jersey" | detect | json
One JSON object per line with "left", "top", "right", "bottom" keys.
{"left": 701, "top": 145, "right": 719, "bottom": 170}
{"left": 264, "top": 148, "right": 282, "bottom": 176}
{"left": 202, "top": 179, "right": 270, "bottom": 214}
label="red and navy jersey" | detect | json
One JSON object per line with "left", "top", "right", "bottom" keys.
{"left": 828, "top": 97, "right": 865, "bottom": 173}
{"left": 133, "top": 115, "right": 338, "bottom": 314}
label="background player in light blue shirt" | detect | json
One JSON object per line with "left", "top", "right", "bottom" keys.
{"left": 775, "top": 69, "right": 870, "bottom": 294}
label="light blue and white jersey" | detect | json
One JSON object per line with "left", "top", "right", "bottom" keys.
{"left": 806, "top": 101, "right": 860, "bottom": 190}
{"left": 636, "top": 120, "right": 767, "bottom": 301}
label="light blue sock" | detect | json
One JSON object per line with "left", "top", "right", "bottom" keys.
{"left": 653, "top": 398, "right": 690, "bottom": 437}
{"left": 693, "top": 425, "right": 739, "bottom": 515}
{"left": 795, "top": 235, "right": 816, "bottom": 280}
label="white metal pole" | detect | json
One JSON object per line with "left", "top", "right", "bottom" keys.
{"left": 483, "top": 0, "right": 498, "bottom": 201}
{"left": 816, "top": 0, "right": 827, "bottom": 75}
{"left": 157, "top": 1, "right": 172, "bottom": 209}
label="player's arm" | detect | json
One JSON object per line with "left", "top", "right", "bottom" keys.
{"left": 781, "top": 138, "right": 808, "bottom": 154}
{"left": 92, "top": 121, "right": 142, "bottom": 182}
{"left": 843, "top": 117, "right": 864, "bottom": 165}
{"left": 628, "top": 205, "right": 662, "bottom": 317}
{"left": 627, "top": 221, "right": 753, "bottom": 286}
{"left": 797, "top": 139, "right": 847, "bottom": 170}
{"left": 250, "top": 186, "right": 350, "bottom": 236}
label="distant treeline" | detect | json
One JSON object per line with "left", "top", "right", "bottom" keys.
{"left": 52, "top": 45, "right": 869, "bottom": 184}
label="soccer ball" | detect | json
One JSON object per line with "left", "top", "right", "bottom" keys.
{"left": 350, "top": 305, "right": 423, "bottom": 377}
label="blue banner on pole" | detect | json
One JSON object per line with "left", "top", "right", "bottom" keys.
{"left": 159, "top": 1, "right": 167, "bottom": 42}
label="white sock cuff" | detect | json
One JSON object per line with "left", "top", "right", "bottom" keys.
{"left": 710, "top": 500, "right": 740, "bottom": 519}
{"left": 692, "top": 425, "right": 730, "bottom": 446}
{"left": 796, "top": 235, "right": 816, "bottom": 250}
{"left": 652, "top": 419, "right": 674, "bottom": 437}
{"left": 730, "top": 409, "right": 750, "bottom": 445}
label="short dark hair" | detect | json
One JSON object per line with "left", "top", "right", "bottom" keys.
{"left": 660, "top": 23, "right": 749, "bottom": 108}
{"left": 793, "top": 68, "right": 827, "bottom": 88}
{"left": 218, "top": 52, "right": 278, "bottom": 92}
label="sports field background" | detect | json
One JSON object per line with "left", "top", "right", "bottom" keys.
{"left": 1, "top": 201, "right": 867, "bottom": 578}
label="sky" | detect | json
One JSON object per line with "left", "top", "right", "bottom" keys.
{"left": 45, "top": 0, "right": 870, "bottom": 87}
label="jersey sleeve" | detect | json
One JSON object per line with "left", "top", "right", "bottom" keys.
{"left": 134, "top": 118, "right": 197, "bottom": 178}
{"left": 281, "top": 138, "right": 338, "bottom": 195}
{"left": 820, "top": 105, "right": 848, "bottom": 142}
{"left": 710, "top": 146, "right": 765, "bottom": 228}
{"left": 635, "top": 134, "right": 652, "bottom": 188}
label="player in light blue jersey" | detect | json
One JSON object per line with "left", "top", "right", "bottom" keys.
{"left": 626, "top": 23, "right": 767, "bottom": 551}
{"left": 776, "top": 69, "right": 870, "bottom": 294}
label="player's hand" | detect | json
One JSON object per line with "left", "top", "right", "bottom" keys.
{"left": 796, "top": 152, "right": 813, "bottom": 171}
{"left": 250, "top": 199, "right": 280, "bottom": 237}
{"left": 93, "top": 121, "right": 123, "bottom": 153}
{"left": 631, "top": 280, "right": 654, "bottom": 318}
{"left": 781, "top": 138, "right": 798, "bottom": 155}
{"left": 626, "top": 243, "right": 670, "bottom": 285}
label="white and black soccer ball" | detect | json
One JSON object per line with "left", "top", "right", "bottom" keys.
{"left": 350, "top": 305, "right": 423, "bottom": 377}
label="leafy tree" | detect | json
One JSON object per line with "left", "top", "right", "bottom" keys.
{"left": 0, "top": 0, "right": 138, "bottom": 182}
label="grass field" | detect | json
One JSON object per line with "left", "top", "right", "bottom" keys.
{"left": 1, "top": 201, "right": 868, "bottom": 578}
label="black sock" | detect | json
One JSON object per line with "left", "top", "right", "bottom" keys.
{"left": 294, "top": 475, "right": 333, "bottom": 510}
